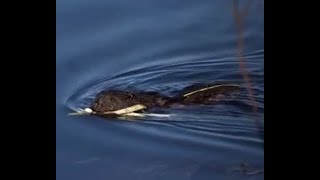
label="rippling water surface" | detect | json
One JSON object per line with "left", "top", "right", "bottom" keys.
{"left": 57, "top": 1, "right": 264, "bottom": 180}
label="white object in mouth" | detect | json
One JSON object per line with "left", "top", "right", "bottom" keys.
{"left": 84, "top": 108, "right": 93, "bottom": 113}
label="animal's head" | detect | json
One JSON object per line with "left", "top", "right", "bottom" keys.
{"left": 90, "top": 90, "right": 136, "bottom": 113}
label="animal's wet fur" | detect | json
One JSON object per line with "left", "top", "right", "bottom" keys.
{"left": 90, "top": 83, "right": 241, "bottom": 114}
{"left": 91, "top": 91, "right": 171, "bottom": 113}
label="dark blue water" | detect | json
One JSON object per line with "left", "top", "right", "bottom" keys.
{"left": 56, "top": 0, "right": 264, "bottom": 180}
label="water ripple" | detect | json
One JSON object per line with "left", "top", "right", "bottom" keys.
{"left": 65, "top": 53, "right": 264, "bottom": 146}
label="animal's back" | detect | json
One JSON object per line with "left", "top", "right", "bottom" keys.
{"left": 169, "top": 83, "right": 241, "bottom": 104}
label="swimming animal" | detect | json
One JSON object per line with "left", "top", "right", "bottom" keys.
{"left": 72, "top": 83, "right": 241, "bottom": 118}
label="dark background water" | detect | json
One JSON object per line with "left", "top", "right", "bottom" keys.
{"left": 56, "top": 0, "right": 264, "bottom": 180}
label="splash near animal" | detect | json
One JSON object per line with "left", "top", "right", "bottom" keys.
{"left": 69, "top": 83, "right": 241, "bottom": 118}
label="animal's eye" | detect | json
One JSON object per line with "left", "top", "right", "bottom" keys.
{"left": 127, "top": 94, "right": 134, "bottom": 100}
